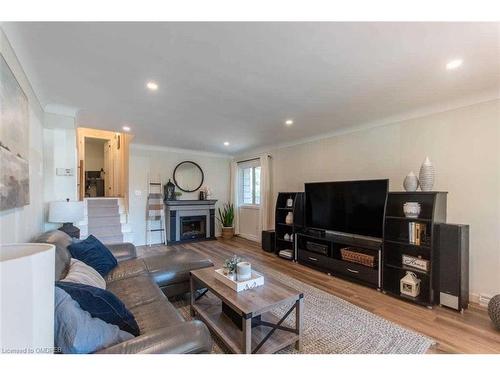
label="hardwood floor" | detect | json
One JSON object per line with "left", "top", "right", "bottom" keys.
{"left": 140, "top": 237, "right": 500, "bottom": 354}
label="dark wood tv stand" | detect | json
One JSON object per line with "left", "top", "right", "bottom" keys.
{"left": 296, "top": 230, "right": 382, "bottom": 289}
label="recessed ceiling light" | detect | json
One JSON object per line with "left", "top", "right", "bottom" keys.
{"left": 146, "top": 81, "right": 158, "bottom": 90}
{"left": 446, "top": 59, "right": 463, "bottom": 70}
{"left": 285, "top": 119, "right": 294, "bottom": 126}
{"left": 223, "top": 141, "right": 230, "bottom": 146}
{"left": 122, "top": 126, "right": 131, "bottom": 132}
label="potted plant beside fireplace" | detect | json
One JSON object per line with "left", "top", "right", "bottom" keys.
{"left": 217, "top": 203, "right": 235, "bottom": 239}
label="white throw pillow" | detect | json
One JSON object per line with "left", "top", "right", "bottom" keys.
{"left": 61, "top": 258, "right": 106, "bottom": 289}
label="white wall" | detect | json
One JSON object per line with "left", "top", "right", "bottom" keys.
{"left": 84, "top": 138, "right": 105, "bottom": 171}
{"left": 0, "top": 29, "right": 45, "bottom": 243}
{"left": 43, "top": 113, "right": 77, "bottom": 231}
{"left": 242, "top": 99, "right": 500, "bottom": 300}
{"left": 128, "top": 144, "right": 231, "bottom": 246}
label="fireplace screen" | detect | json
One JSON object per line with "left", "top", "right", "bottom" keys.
{"left": 180, "top": 216, "right": 207, "bottom": 240}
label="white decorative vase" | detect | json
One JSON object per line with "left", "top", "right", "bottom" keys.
{"left": 403, "top": 171, "right": 419, "bottom": 192}
{"left": 403, "top": 202, "right": 421, "bottom": 218}
{"left": 419, "top": 157, "right": 435, "bottom": 192}
{"left": 285, "top": 212, "right": 293, "bottom": 225}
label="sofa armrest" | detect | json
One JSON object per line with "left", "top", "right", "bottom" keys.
{"left": 95, "top": 321, "right": 212, "bottom": 354}
{"left": 106, "top": 242, "right": 137, "bottom": 262}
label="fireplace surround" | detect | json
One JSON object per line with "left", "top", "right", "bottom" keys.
{"left": 164, "top": 200, "right": 217, "bottom": 244}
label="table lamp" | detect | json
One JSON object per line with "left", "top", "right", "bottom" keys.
{"left": 48, "top": 199, "right": 84, "bottom": 238}
{"left": 0, "top": 243, "right": 55, "bottom": 354}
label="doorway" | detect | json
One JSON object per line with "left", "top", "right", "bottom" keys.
{"left": 84, "top": 137, "right": 106, "bottom": 197}
{"left": 77, "top": 127, "right": 132, "bottom": 203}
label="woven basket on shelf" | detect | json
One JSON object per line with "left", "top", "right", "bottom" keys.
{"left": 340, "top": 247, "right": 375, "bottom": 268}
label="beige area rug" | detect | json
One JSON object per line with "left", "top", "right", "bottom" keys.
{"left": 170, "top": 264, "right": 434, "bottom": 354}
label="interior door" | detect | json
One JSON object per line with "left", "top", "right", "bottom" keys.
{"left": 103, "top": 140, "right": 114, "bottom": 197}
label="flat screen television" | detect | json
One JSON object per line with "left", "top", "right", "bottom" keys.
{"left": 305, "top": 179, "right": 388, "bottom": 239}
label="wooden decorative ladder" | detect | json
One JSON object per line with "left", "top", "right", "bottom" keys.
{"left": 146, "top": 176, "right": 166, "bottom": 246}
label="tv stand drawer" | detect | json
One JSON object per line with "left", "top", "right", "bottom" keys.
{"left": 297, "top": 249, "right": 334, "bottom": 270}
{"left": 329, "top": 258, "right": 378, "bottom": 286}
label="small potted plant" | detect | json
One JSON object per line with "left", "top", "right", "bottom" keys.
{"left": 223, "top": 255, "right": 241, "bottom": 280}
{"left": 217, "top": 202, "right": 235, "bottom": 239}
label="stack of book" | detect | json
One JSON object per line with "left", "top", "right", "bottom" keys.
{"left": 408, "top": 222, "right": 426, "bottom": 245}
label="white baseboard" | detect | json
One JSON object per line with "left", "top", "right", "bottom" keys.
{"left": 237, "top": 233, "right": 260, "bottom": 243}
{"left": 470, "top": 293, "right": 493, "bottom": 307}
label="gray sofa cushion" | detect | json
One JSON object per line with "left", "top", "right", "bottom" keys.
{"left": 104, "top": 258, "right": 148, "bottom": 283}
{"left": 130, "top": 300, "right": 185, "bottom": 334}
{"left": 107, "top": 274, "right": 165, "bottom": 310}
{"left": 54, "top": 287, "right": 133, "bottom": 354}
{"left": 143, "top": 249, "right": 213, "bottom": 287}
{"left": 34, "top": 230, "right": 73, "bottom": 280}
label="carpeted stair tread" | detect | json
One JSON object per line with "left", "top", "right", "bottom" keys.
{"left": 87, "top": 199, "right": 119, "bottom": 208}
{"left": 88, "top": 206, "right": 121, "bottom": 217}
{"left": 88, "top": 225, "right": 123, "bottom": 237}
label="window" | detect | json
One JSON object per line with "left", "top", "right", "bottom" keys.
{"left": 238, "top": 160, "right": 261, "bottom": 206}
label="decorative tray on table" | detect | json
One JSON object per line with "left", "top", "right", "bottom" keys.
{"left": 214, "top": 268, "right": 265, "bottom": 292}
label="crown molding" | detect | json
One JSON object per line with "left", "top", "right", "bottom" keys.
{"left": 44, "top": 103, "right": 79, "bottom": 118}
{"left": 238, "top": 91, "right": 500, "bottom": 157}
{"left": 130, "top": 143, "right": 232, "bottom": 159}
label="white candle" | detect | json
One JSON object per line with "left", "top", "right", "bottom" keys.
{"left": 237, "top": 262, "right": 252, "bottom": 281}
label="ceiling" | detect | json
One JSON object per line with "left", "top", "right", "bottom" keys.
{"left": 2, "top": 22, "right": 499, "bottom": 155}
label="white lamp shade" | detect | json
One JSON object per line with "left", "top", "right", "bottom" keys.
{"left": 48, "top": 200, "right": 84, "bottom": 223}
{"left": 0, "top": 243, "right": 55, "bottom": 354}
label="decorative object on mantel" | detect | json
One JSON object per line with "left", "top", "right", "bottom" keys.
{"left": 403, "top": 171, "right": 419, "bottom": 192}
{"left": 173, "top": 160, "right": 204, "bottom": 192}
{"left": 200, "top": 186, "right": 212, "bottom": 199}
{"left": 488, "top": 295, "right": 500, "bottom": 330}
{"left": 400, "top": 271, "right": 421, "bottom": 298}
{"left": 164, "top": 179, "right": 176, "bottom": 200}
{"left": 285, "top": 211, "right": 294, "bottom": 225}
{"left": 419, "top": 156, "right": 435, "bottom": 191}
{"left": 218, "top": 202, "right": 235, "bottom": 239}
{"left": 199, "top": 190, "right": 206, "bottom": 200}
{"left": 403, "top": 202, "right": 421, "bottom": 218}
{"left": 286, "top": 196, "right": 294, "bottom": 207}
{"left": 174, "top": 191, "right": 182, "bottom": 200}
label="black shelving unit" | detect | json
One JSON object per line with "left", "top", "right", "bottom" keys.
{"left": 382, "top": 191, "right": 447, "bottom": 307}
{"left": 296, "top": 231, "right": 382, "bottom": 289}
{"left": 274, "top": 192, "right": 304, "bottom": 260}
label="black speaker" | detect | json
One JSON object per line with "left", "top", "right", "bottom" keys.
{"left": 261, "top": 230, "right": 275, "bottom": 253}
{"left": 435, "top": 223, "right": 469, "bottom": 312}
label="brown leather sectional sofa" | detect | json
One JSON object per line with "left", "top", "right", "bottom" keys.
{"left": 36, "top": 230, "right": 214, "bottom": 354}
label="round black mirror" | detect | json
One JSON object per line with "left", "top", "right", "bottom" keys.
{"left": 173, "top": 161, "right": 204, "bottom": 193}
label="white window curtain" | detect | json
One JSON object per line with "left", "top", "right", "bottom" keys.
{"left": 230, "top": 155, "right": 271, "bottom": 241}
{"left": 230, "top": 161, "right": 240, "bottom": 235}
{"left": 259, "top": 154, "right": 271, "bottom": 234}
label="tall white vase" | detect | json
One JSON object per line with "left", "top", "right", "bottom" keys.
{"left": 419, "top": 157, "right": 435, "bottom": 191}
{"left": 403, "top": 171, "right": 419, "bottom": 192}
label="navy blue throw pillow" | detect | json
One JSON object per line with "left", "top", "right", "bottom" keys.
{"left": 56, "top": 281, "right": 140, "bottom": 337}
{"left": 68, "top": 235, "right": 117, "bottom": 276}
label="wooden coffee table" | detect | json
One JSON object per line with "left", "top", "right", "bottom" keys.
{"left": 190, "top": 267, "right": 304, "bottom": 354}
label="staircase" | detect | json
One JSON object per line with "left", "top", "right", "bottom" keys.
{"left": 79, "top": 198, "right": 133, "bottom": 244}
